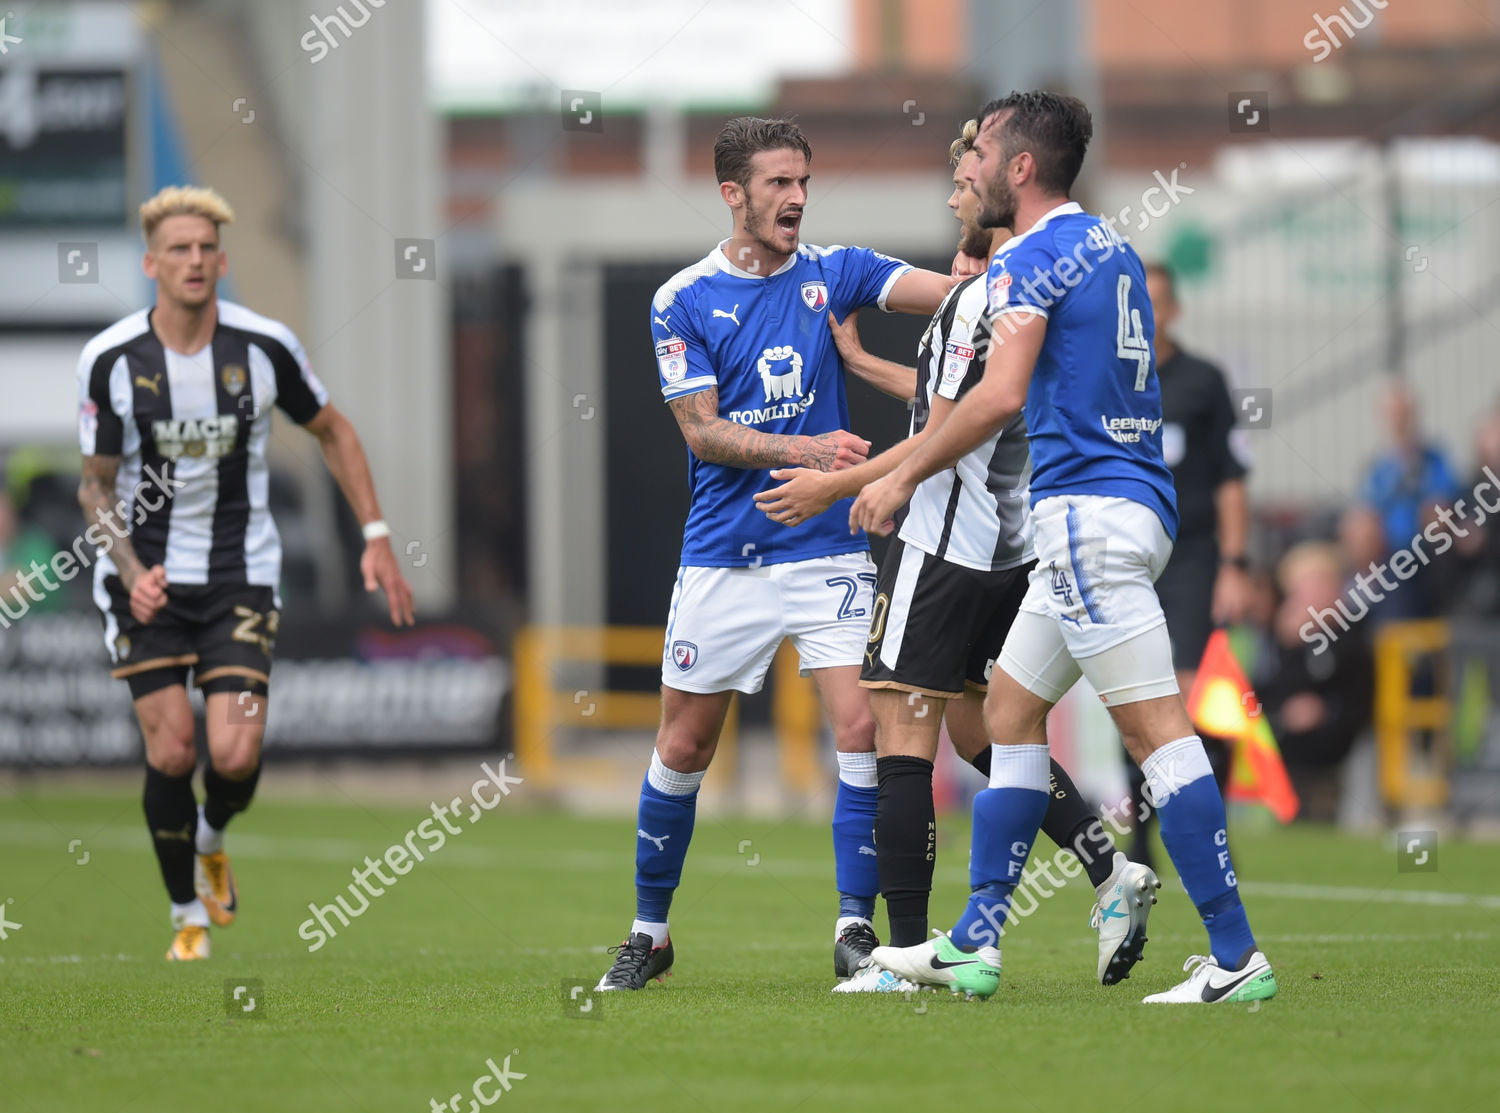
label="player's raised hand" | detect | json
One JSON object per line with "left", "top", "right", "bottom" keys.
{"left": 848, "top": 471, "right": 914, "bottom": 537}
{"left": 361, "top": 537, "right": 416, "bottom": 627}
{"left": 951, "top": 248, "right": 988, "bottom": 281}
{"left": 754, "top": 467, "right": 842, "bottom": 527}
{"left": 127, "top": 563, "right": 169, "bottom": 624}
{"left": 798, "top": 430, "right": 870, "bottom": 472}
{"left": 827, "top": 309, "right": 863, "bottom": 361}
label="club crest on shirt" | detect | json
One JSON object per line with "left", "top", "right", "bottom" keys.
{"left": 656, "top": 337, "right": 688, "bottom": 384}
{"left": 221, "top": 363, "right": 247, "bottom": 396}
{"left": 671, "top": 640, "right": 698, "bottom": 671}
{"left": 800, "top": 281, "right": 828, "bottom": 312}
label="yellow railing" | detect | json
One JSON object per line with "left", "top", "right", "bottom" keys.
{"left": 512, "top": 625, "right": 823, "bottom": 791}
{"left": 1373, "top": 619, "right": 1451, "bottom": 808}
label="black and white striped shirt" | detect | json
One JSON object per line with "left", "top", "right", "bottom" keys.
{"left": 76, "top": 300, "right": 329, "bottom": 589}
{"left": 897, "top": 275, "right": 1033, "bottom": 572}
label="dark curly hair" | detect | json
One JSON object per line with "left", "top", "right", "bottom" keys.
{"left": 713, "top": 117, "right": 812, "bottom": 189}
{"left": 976, "top": 91, "right": 1093, "bottom": 195}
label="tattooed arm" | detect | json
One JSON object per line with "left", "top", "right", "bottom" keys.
{"left": 667, "top": 388, "right": 870, "bottom": 473}
{"left": 78, "top": 454, "right": 166, "bottom": 623}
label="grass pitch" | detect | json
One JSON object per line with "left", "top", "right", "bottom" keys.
{"left": 1, "top": 786, "right": 1497, "bottom": 1113}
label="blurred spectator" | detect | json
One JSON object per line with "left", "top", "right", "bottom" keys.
{"left": 1452, "top": 404, "right": 1500, "bottom": 616}
{"left": 0, "top": 487, "right": 68, "bottom": 616}
{"left": 1359, "top": 381, "right": 1462, "bottom": 554}
{"left": 1254, "top": 542, "right": 1374, "bottom": 822}
{"left": 1337, "top": 503, "right": 1437, "bottom": 624}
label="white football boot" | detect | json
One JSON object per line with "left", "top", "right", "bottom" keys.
{"left": 1142, "top": 950, "right": 1278, "bottom": 1004}
{"left": 1090, "top": 851, "right": 1160, "bottom": 984}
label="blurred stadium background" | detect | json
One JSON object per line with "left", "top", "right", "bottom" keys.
{"left": 3, "top": 0, "right": 1500, "bottom": 835}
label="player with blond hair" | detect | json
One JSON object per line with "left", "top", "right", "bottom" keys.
{"left": 77, "top": 185, "right": 414, "bottom": 960}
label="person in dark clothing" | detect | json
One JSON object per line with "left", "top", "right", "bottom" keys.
{"left": 1124, "top": 263, "right": 1253, "bottom": 871}
{"left": 1255, "top": 543, "right": 1374, "bottom": 821}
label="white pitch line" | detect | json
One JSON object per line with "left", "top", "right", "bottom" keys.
{"left": 2, "top": 820, "right": 1497, "bottom": 910}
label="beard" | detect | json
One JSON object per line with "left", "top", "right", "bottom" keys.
{"left": 744, "top": 193, "right": 797, "bottom": 255}
{"left": 957, "top": 221, "right": 992, "bottom": 258}
{"left": 977, "top": 173, "right": 1018, "bottom": 231}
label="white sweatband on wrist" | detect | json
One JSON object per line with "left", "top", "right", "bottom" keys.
{"left": 361, "top": 520, "right": 391, "bottom": 542}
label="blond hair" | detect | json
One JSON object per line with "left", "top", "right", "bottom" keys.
{"left": 949, "top": 119, "right": 979, "bottom": 166}
{"left": 1277, "top": 541, "right": 1344, "bottom": 594}
{"left": 139, "top": 186, "right": 235, "bottom": 244}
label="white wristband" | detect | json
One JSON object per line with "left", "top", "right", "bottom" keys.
{"left": 361, "top": 519, "right": 391, "bottom": 542}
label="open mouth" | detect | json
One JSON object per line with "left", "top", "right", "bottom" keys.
{"left": 776, "top": 211, "right": 801, "bottom": 236}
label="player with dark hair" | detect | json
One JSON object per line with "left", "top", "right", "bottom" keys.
{"left": 851, "top": 91, "right": 1276, "bottom": 1004}
{"left": 756, "top": 117, "right": 1157, "bottom": 991}
{"left": 594, "top": 117, "right": 971, "bottom": 992}
{"left": 77, "top": 186, "right": 414, "bottom": 960}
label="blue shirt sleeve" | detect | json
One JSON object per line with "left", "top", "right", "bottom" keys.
{"left": 827, "top": 246, "right": 912, "bottom": 319}
{"left": 986, "top": 234, "right": 1066, "bottom": 324}
{"left": 653, "top": 294, "right": 715, "bottom": 402}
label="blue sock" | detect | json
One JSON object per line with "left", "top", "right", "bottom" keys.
{"left": 833, "top": 754, "right": 878, "bottom": 922}
{"left": 950, "top": 745, "right": 1051, "bottom": 949}
{"left": 634, "top": 753, "right": 703, "bottom": 924}
{"left": 1145, "top": 736, "right": 1257, "bottom": 966}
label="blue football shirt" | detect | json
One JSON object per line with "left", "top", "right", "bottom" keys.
{"left": 653, "top": 240, "right": 911, "bottom": 567}
{"left": 985, "top": 202, "right": 1179, "bottom": 539}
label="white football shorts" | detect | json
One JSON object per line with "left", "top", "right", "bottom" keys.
{"left": 660, "top": 551, "right": 877, "bottom": 694}
{"left": 998, "top": 495, "right": 1179, "bottom": 707}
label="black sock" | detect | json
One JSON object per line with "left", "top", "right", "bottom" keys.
{"left": 1125, "top": 758, "right": 1156, "bottom": 873}
{"left": 143, "top": 765, "right": 198, "bottom": 904}
{"left": 875, "top": 755, "right": 936, "bottom": 947}
{"left": 203, "top": 760, "right": 261, "bottom": 831}
{"left": 968, "top": 747, "right": 991, "bottom": 778}
{"left": 1039, "top": 759, "right": 1117, "bottom": 889}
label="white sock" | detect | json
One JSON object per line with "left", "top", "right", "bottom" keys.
{"left": 1140, "top": 736, "right": 1212, "bottom": 807}
{"left": 631, "top": 919, "right": 669, "bottom": 947}
{"left": 835, "top": 750, "right": 877, "bottom": 789}
{"left": 834, "top": 915, "right": 872, "bottom": 941}
{"left": 171, "top": 899, "right": 210, "bottom": 929}
{"left": 647, "top": 750, "right": 705, "bottom": 796}
{"left": 196, "top": 805, "right": 223, "bottom": 855}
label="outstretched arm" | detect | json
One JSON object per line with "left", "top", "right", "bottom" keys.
{"left": 754, "top": 392, "right": 960, "bottom": 527}
{"left": 849, "top": 313, "right": 1044, "bottom": 534}
{"left": 667, "top": 387, "right": 870, "bottom": 473}
{"left": 304, "top": 404, "right": 415, "bottom": 626}
{"left": 830, "top": 309, "right": 916, "bottom": 402}
{"left": 883, "top": 268, "right": 955, "bottom": 316}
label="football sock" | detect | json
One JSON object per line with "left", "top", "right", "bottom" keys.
{"left": 171, "top": 899, "right": 210, "bottom": 929}
{"left": 951, "top": 744, "right": 1051, "bottom": 949}
{"left": 1040, "top": 759, "right": 1117, "bottom": 889}
{"left": 875, "top": 754, "right": 936, "bottom": 947}
{"left": 1125, "top": 757, "right": 1157, "bottom": 873}
{"left": 143, "top": 764, "right": 199, "bottom": 904}
{"left": 196, "top": 807, "right": 222, "bottom": 855}
{"left": 634, "top": 750, "right": 703, "bottom": 924}
{"left": 968, "top": 748, "right": 992, "bottom": 777}
{"left": 201, "top": 759, "right": 261, "bottom": 847}
{"left": 630, "top": 919, "right": 670, "bottom": 947}
{"left": 833, "top": 751, "right": 879, "bottom": 922}
{"left": 1143, "top": 736, "right": 1257, "bottom": 966}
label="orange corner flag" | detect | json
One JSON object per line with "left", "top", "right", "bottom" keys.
{"left": 1185, "top": 629, "right": 1300, "bottom": 823}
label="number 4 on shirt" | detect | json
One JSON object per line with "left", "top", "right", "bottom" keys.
{"left": 1116, "top": 274, "right": 1151, "bottom": 391}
